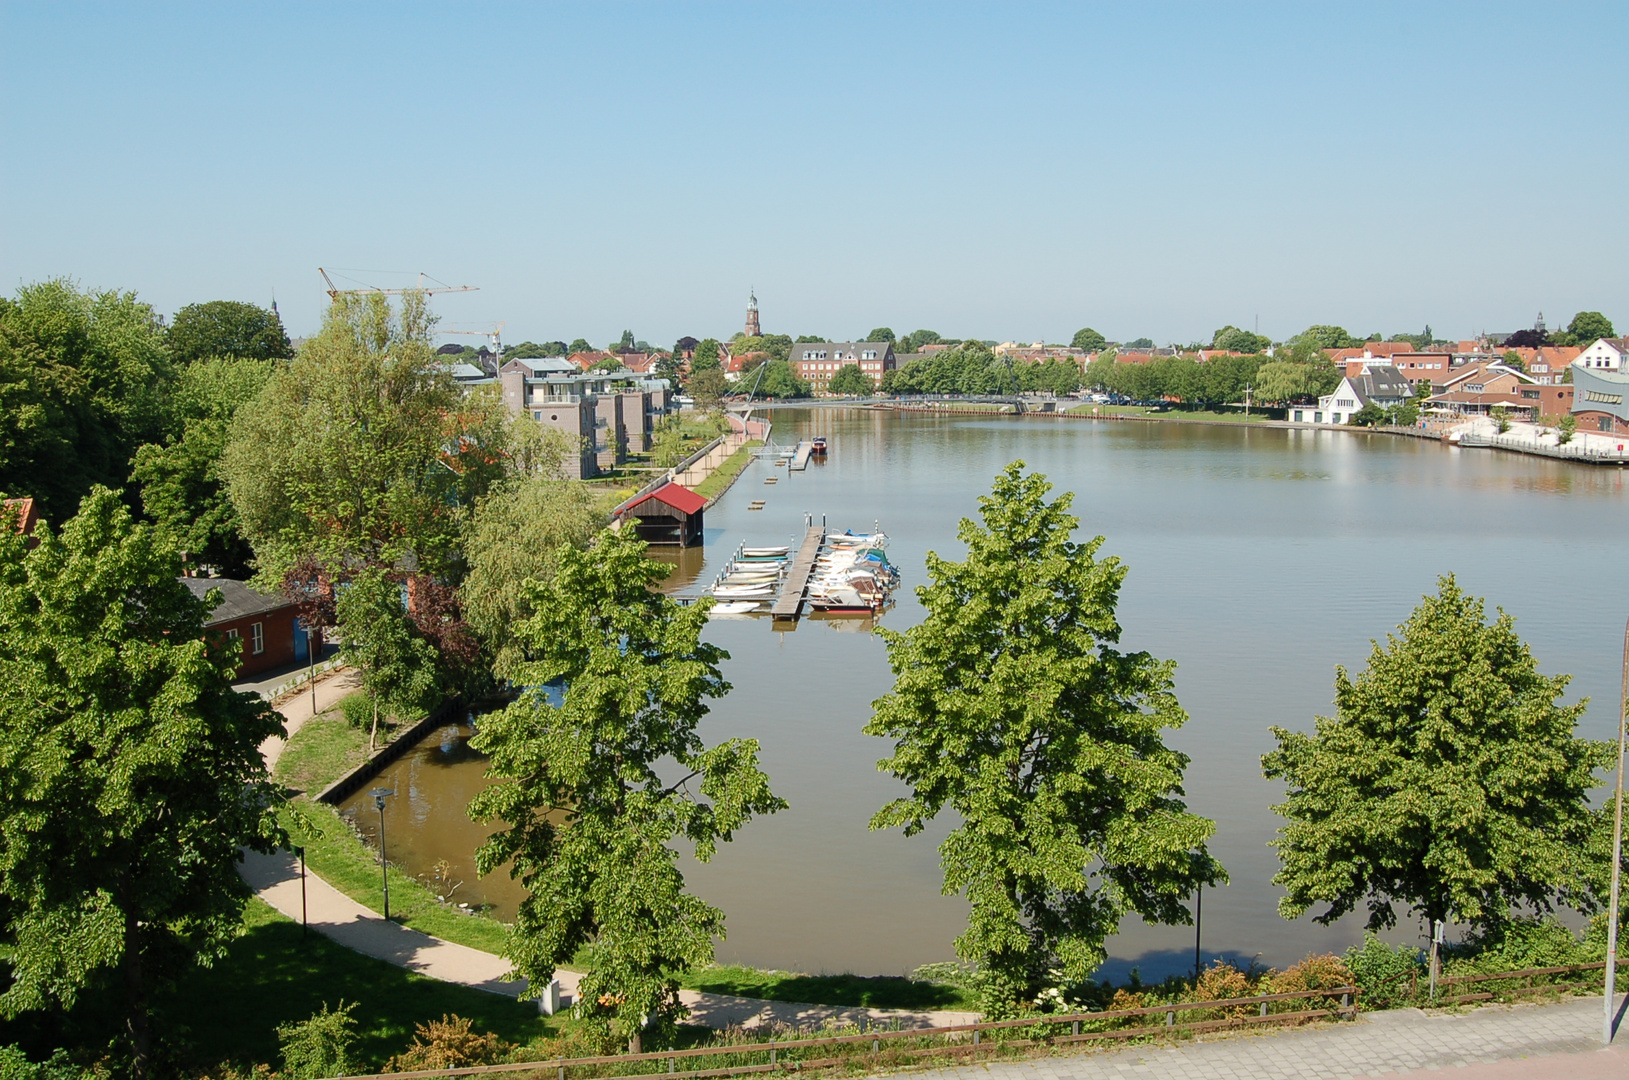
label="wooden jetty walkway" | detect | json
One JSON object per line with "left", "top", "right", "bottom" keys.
{"left": 770, "top": 526, "right": 825, "bottom": 618}
{"left": 789, "top": 440, "right": 815, "bottom": 471}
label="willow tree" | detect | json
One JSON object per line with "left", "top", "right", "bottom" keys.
{"left": 867, "top": 463, "right": 1223, "bottom": 1014}
{"left": 468, "top": 527, "right": 784, "bottom": 1051}
{"left": 1263, "top": 576, "right": 1611, "bottom": 936}
{"left": 0, "top": 489, "right": 283, "bottom": 1078}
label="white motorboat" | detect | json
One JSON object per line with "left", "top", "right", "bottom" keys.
{"left": 741, "top": 545, "right": 789, "bottom": 557}
{"left": 711, "top": 584, "right": 775, "bottom": 598}
{"left": 708, "top": 600, "right": 764, "bottom": 615}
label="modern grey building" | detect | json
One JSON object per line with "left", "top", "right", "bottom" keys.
{"left": 498, "top": 358, "right": 673, "bottom": 479}
{"left": 1570, "top": 364, "right": 1629, "bottom": 436}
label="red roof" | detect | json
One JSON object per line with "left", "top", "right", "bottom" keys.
{"left": 627, "top": 482, "right": 706, "bottom": 516}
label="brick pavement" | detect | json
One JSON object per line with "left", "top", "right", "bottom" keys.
{"left": 900, "top": 996, "right": 1623, "bottom": 1080}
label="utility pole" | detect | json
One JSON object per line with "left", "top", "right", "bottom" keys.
{"left": 1194, "top": 884, "right": 1203, "bottom": 981}
{"left": 371, "top": 788, "right": 395, "bottom": 919}
{"left": 1604, "top": 618, "right": 1627, "bottom": 1046}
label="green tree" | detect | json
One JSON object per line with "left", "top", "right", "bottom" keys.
{"left": 1292, "top": 325, "right": 1363, "bottom": 351}
{"left": 0, "top": 489, "right": 283, "bottom": 1078}
{"left": 131, "top": 357, "right": 278, "bottom": 576}
{"left": 166, "top": 300, "right": 292, "bottom": 364}
{"left": 826, "top": 365, "right": 875, "bottom": 396}
{"left": 461, "top": 477, "right": 604, "bottom": 677}
{"left": 1124, "top": 337, "right": 1155, "bottom": 349}
{"left": 336, "top": 567, "right": 440, "bottom": 749}
{"left": 0, "top": 280, "right": 175, "bottom": 522}
{"left": 757, "top": 359, "right": 810, "bottom": 398}
{"left": 690, "top": 339, "right": 721, "bottom": 371}
{"left": 866, "top": 327, "right": 896, "bottom": 343}
{"left": 1500, "top": 350, "right": 1525, "bottom": 371}
{"left": 467, "top": 528, "right": 784, "bottom": 1051}
{"left": 590, "top": 355, "right": 622, "bottom": 372}
{"left": 1210, "top": 326, "right": 1272, "bottom": 353}
{"left": 222, "top": 293, "right": 507, "bottom": 585}
{"left": 615, "top": 330, "right": 635, "bottom": 352}
{"left": 687, "top": 367, "right": 728, "bottom": 405}
{"left": 866, "top": 464, "right": 1223, "bottom": 1014}
{"left": 1349, "top": 402, "right": 1387, "bottom": 426}
{"left": 568, "top": 338, "right": 593, "bottom": 355}
{"left": 1563, "top": 311, "right": 1614, "bottom": 346}
{"left": 1070, "top": 327, "right": 1107, "bottom": 352}
{"left": 1254, "top": 359, "right": 1338, "bottom": 404}
{"left": 1262, "top": 576, "right": 1611, "bottom": 936}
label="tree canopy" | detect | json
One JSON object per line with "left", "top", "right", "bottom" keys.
{"left": 689, "top": 338, "right": 721, "bottom": 371}
{"left": 1252, "top": 359, "right": 1341, "bottom": 405}
{"left": 1085, "top": 352, "right": 1267, "bottom": 406}
{"left": 1562, "top": 311, "right": 1614, "bottom": 345}
{"left": 866, "top": 327, "right": 896, "bottom": 343}
{"left": 1070, "top": 327, "right": 1107, "bottom": 352}
{"left": 568, "top": 338, "right": 593, "bottom": 355}
{"left": 131, "top": 357, "right": 279, "bottom": 576}
{"left": 0, "top": 280, "right": 175, "bottom": 522}
{"left": 1262, "top": 576, "right": 1612, "bottom": 934}
{"left": 222, "top": 292, "right": 508, "bottom": 584}
{"left": 1292, "top": 325, "right": 1364, "bottom": 350}
{"left": 826, "top": 364, "right": 874, "bottom": 396}
{"left": 867, "top": 464, "right": 1223, "bottom": 1013}
{"left": 166, "top": 300, "right": 292, "bottom": 364}
{"left": 755, "top": 358, "right": 809, "bottom": 398}
{"left": 0, "top": 489, "right": 283, "bottom": 1077}
{"left": 468, "top": 528, "right": 783, "bottom": 1051}
{"left": 1210, "top": 325, "right": 1272, "bottom": 353}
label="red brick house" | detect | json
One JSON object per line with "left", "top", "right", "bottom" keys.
{"left": 5, "top": 497, "right": 41, "bottom": 547}
{"left": 180, "top": 577, "right": 313, "bottom": 679}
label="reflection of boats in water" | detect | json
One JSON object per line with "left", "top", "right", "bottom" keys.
{"left": 807, "top": 605, "right": 890, "bottom": 632}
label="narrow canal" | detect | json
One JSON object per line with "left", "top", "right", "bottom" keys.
{"left": 340, "top": 409, "right": 1629, "bottom": 980}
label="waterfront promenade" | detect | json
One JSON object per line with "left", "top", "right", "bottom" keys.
{"left": 902, "top": 997, "right": 1623, "bottom": 1080}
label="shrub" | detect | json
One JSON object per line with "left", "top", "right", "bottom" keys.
{"left": 1558, "top": 414, "right": 1577, "bottom": 444}
{"left": 1343, "top": 934, "right": 1423, "bottom": 1009}
{"left": 1447, "top": 916, "right": 1591, "bottom": 974}
{"left": 1266, "top": 953, "right": 1353, "bottom": 996}
{"left": 1490, "top": 405, "right": 1511, "bottom": 433}
{"left": 337, "top": 691, "right": 376, "bottom": 731}
{"left": 385, "top": 1014, "right": 510, "bottom": 1072}
{"left": 277, "top": 1001, "right": 358, "bottom": 1080}
{"left": 1189, "top": 960, "right": 1254, "bottom": 1019}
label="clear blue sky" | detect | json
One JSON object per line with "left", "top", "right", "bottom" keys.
{"left": 3, "top": 2, "right": 1624, "bottom": 347}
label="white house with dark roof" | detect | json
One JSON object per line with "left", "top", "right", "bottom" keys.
{"left": 1288, "top": 365, "right": 1413, "bottom": 425}
{"left": 1576, "top": 337, "right": 1627, "bottom": 372}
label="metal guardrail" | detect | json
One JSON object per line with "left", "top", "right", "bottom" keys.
{"left": 331, "top": 986, "right": 1359, "bottom": 1080}
{"left": 1457, "top": 432, "right": 1629, "bottom": 463}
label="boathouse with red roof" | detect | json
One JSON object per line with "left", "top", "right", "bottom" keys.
{"left": 618, "top": 482, "right": 706, "bottom": 547}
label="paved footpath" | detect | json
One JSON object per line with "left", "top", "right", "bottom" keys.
{"left": 902, "top": 997, "right": 1625, "bottom": 1080}
{"left": 243, "top": 674, "right": 976, "bottom": 1030}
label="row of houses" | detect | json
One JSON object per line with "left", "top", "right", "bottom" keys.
{"left": 1293, "top": 338, "right": 1629, "bottom": 435}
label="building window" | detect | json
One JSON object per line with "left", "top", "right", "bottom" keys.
{"left": 226, "top": 628, "right": 240, "bottom": 644}
{"left": 250, "top": 622, "right": 264, "bottom": 655}
{"left": 1314, "top": 412, "right": 1323, "bottom": 423}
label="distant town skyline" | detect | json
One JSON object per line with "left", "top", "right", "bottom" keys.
{"left": 3, "top": 3, "right": 1625, "bottom": 347}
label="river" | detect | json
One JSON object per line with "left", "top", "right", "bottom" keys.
{"left": 340, "top": 409, "right": 1629, "bottom": 981}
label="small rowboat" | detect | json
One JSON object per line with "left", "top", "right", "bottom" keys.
{"left": 741, "top": 545, "right": 789, "bottom": 557}
{"left": 708, "top": 600, "right": 763, "bottom": 615}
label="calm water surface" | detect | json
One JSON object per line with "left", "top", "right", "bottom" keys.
{"left": 341, "top": 411, "right": 1629, "bottom": 980}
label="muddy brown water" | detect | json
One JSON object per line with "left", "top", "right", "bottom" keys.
{"left": 339, "top": 409, "right": 1629, "bottom": 981}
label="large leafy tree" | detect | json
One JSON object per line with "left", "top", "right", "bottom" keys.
{"left": 468, "top": 528, "right": 784, "bottom": 1052}
{"left": 0, "top": 488, "right": 283, "bottom": 1078}
{"left": 336, "top": 567, "right": 440, "bottom": 749}
{"left": 689, "top": 338, "right": 721, "bottom": 371}
{"left": 222, "top": 292, "right": 507, "bottom": 584}
{"left": 166, "top": 300, "right": 293, "bottom": 365}
{"left": 867, "top": 463, "right": 1223, "bottom": 1014}
{"left": 1071, "top": 327, "right": 1107, "bottom": 352}
{"left": 1562, "top": 310, "right": 1614, "bottom": 346}
{"left": 0, "top": 280, "right": 175, "bottom": 522}
{"left": 827, "top": 364, "right": 875, "bottom": 396}
{"left": 132, "top": 357, "right": 279, "bottom": 576}
{"left": 1292, "top": 324, "right": 1363, "bottom": 351}
{"left": 1262, "top": 576, "right": 1612, "bottom": 935}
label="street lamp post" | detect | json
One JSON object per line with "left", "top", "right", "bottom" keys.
{"left": 371, "top": 787, "right": 395, "bottom": 920}
{"left": 1604, "top": 619, "right": 1627, "bottom": 1047}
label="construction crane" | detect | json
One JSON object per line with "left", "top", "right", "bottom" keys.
{"left": 438, "top": 321, "right": 507, "bottom": 367}
{"left": 318, "top": 267, "right": 480, "bottom": 300}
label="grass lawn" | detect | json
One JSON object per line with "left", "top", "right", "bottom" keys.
{"left": 273, "top": 712, "right": 371, "bottom": 795}
{"left": 172, "top": 898, "right": 557, "bottom": 1074}
{"left": 1065, "top": 403, "right": 1276, "bottom": 423}
{"left": 677, "top": 965, "right": 976, "bottom": 1012}
{"left": 692, "top": 440, "right": 762, "bottom": 501}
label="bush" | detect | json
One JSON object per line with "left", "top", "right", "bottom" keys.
{"left": 337, "top": 691, "right": 376, "bottom": 731}
{"left": 277, "top": 1001, "right": 358, "bottom": 1080}
{"left": 1490, "top": 406, "right": 1511, "bottom": 433}
{"left": 1447, "top": 916, "right": 1592, "bottom": 974}
{"left": 1189, "top": 960, "right": 1254, "bottom": 1019}
{"left": 0, "top": 1047, "right": 107, "bottom": 1080}
{"left": 1343, "top": 934, "right": 1423, "bottom": 1009}
{"left": 385, "top": 1014, "right": 510, "bottom": 1072}
{"left": 1265, "top": 953, "right": 1353, "bottom": 996}
{"left": 1558, "top": 414, "right": 1577, "bottom": 444}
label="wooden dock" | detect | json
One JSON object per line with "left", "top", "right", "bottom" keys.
{"left": 770, "top": 526, "right": 825, "bottom": 618}
{"left": 789, "top": 441, "right": 814, "bottom": 471}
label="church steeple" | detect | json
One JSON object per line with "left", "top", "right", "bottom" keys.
{"left": 745, "top": 289, "right": 760, "bottom": 337}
